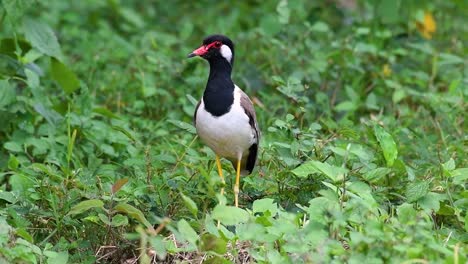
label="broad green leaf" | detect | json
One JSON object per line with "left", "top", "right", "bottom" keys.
{"left": 406, "top": 181, "right": 429, "bottom": 203}
{"left": 167, "top": 119, "right": 196, "bottom": 134}
{"left": 177, "top": 219, "right": 198, "bottom": 246}
{"left": 310, "top": 21, "right": 329, "bottom": 32}
{"left": 23, "top": 17, "right": 63, "bottom": 60}
{"left": 376, "top": 0, "right": 399, "bottom": 24}
{"left": 181, "top": 193, "right": 198, "bottom": 217}
{"left": 253, "top": 198, "right": 278, "bottom": 216}
{"left": 452, "top": 168, "right": 468, "bottom": 185}
{"left": 111, "top": 214, "right": 129, "bottom": 227}
{"left": 309, "top": 160, "right": 347, "bottom": 182}
{"left": 9, "top": 173, "right": 35, "bottom": 193}
{"left": 200, "top": 233, "right": 227, "bottom": 254}
{"left": 4, "top": 141, "right": 22, "bottom": 152}
{"left": 68, "top": 199, "right": 104, "bottom": 215}
{"left": 0, "top": 79, "right": 15, "bottom": 109}
{"left": 212, "top": 205, "right": 249, "bottom": 225}
{"left": 0, "top": 191, "right": 16, "bottom": 203}
{"left": 397, "top": 203, "right": 416, "bottom": 224}
{"left": 373, "top": 125, "right": 398, "bottom": 167}
{"left": 362, "top": 167, "right": 391, "bottom": 183}
{"left": 276, "top": 0, "right": 290, "bottom": 24}
{"left": 8, "top": 155, "right": 19, "bottom": 170}
{"left": 149, "top": 236, "right": 167, "bottom": 260}
{"left": 114, "top": 203, "right": 152, "bottom": 229}
{"left": 50, "top": 58, "right": 80, "bottom": 94}
{"left": 46, "top": 251, "right": 69, "bottom": 264}
{"left": 93, "top": 107, "right": 120, "bottom": 119}
{"left": 291, "top": 161, "right": 319, "bottom": 178}
{"left": 98, "top": 213, "right": 111, "bottom": 225}
{"left": 418, "top": 192, "right": 442, "bottom": 213}
{"left": 33, "top": 103, "right": 63, "bottom": 126}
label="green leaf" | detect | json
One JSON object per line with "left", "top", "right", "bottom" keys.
{"left": 23, "top": 17, "right": 63, "bottom": 60}
{"left": 8, "top": 155, "right": 19, "bottom": 170}
{"left": 167, "top": 119, "right": 196, "bottom": 134}
{"left": 33, "top": 103, "right": 63, "bottom": 126}
{"left": 253, "top": 198, "right": 278, "bottom": 216}
{"left": 406, "top": 181, "right": 430, "bottom": 203}
{"left": 418, "top": 192, "right": 442, "bottom": 213}
{"left": 362, "top": 167, "right": 391, "bottom": 183}
{"left": 373, "top": 125, "right": 398, "bottom": 167}
{"left": 376, "top": 0, "right": 400, "bottom": 24}
{"left": 291, "top": 161, "right": 319, "bottom": 178}
{"left": 177, "top": 219, "right": 198, "bottom": 246}
{"left": 212, "top": 205, "right": 250, "bottom": 225}
{"left": 68, "top": 199, "right": 104, "bottom": 215}
{"left": 98, "top": 213, "right": 111, "bottom": 225}
{"left": 4, "top": 141, "right": 22, "bottom": 152}
{"left": 50, "top": 58, "right": 80, "bottom": 94}
{"left": 114, "top": 203, "right": 152, "bottom": 229}
{"left": 293, "top": 160, "right": 347, "bottom": 182}
{"left": 111, "top": 214, "right": 129, "bottom": 227}
{"left": 46, "top": 251, "right": 69, "bottom": 264}
{"left": 0, "top": 79, "right": 16, "bottom": 109}
{"left": 149, "top": 236, "right": 167, "bottom": 260}
{"left": 200, "top": 233, "right": 227, "bottom": 254}
{"left": 397, "top": 203, "right": 416, "bottom": 224}
{"left": 181, "top": 193, "right": 198, "bottom": 217}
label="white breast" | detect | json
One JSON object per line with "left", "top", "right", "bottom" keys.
{"left": 196, "top": 86, "right": 256, "bottom": 160}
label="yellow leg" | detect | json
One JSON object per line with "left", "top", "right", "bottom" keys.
{"left": 234, "top": 158, "right": 241, "bottom": 207}
{"left": 215, "top": 156, "right": 225, "bottom": 227}
{"left": 215, "top": 155, "right": 225, "bottom": 196}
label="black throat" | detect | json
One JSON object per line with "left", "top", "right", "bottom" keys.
{"left": 203, "top": 57, "right": 234, "bottom": 117}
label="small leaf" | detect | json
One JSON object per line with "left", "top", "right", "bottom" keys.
{"left": 0, "top": 79, "right": 16, "bottom": 109}
{"left": 50, "top": 58, "right": 80, "bottom": 94}
{"left": 34, "top": 103, "right": 63, "bottom": 126}
{"left": 177, "top": 219, "right": 198, "bottom": 246}
{"left": 149, "top": 236, "right": 167, "bottom": 260}
{"left": 111, "top": 214, "right": 129, "bottom": 227}
{"left": 291, "top": 161, "right": 319, "bottom": 178}
{"left": 314, "top": 161, "right": 349, "bottom": 182}
{"left": 418, "top": 192, "right": 442, "bottom": 213}
{"left": 4, "top": 142, "right": 22, "bottom": 152}
{"left": 212, "top": 205, "right": 250, "bottom": 225}
{"left": 112, "top": 178, "right": 129, "bottom": 194}
{"left": 8, "top": 155, "right": 19, "bottom": 170}
{"left": 181, "top": 193, "right": 198, "bottom": 217}
{"left": 397, "top": 203, "right": 416, "bottom": 224}
{"left": 253, "top": 198, "right": 278, "bottom": 216}
{"left": 114, "top": 203, "right": 152, "bottom": 229}
{"left": 167, "top": 119, "right": 196, "bottom": 134}
{"left": 373, "top": 125, "right": 398, "bottom": 167}
{"left": 68, "top": 199, "right": 104, "bottom": 215}
{"left": 406, "top": 181, "right": 430, "bottom": 203}
{"left": 200, "top": 233, "right": 227, "bottom": 254}
{"left": 47, "top": 251, "right": 69, "bottom": 264}
{"left": 23, "top": 18, "right": 63, "bottom": 60}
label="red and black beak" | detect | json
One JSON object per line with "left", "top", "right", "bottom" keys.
{"left": 188, "top": 45, "right": 208, "bottom": 58}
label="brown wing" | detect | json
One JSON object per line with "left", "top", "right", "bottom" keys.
{"left": 193, "top": 100, "right": 202, "bottom": 126}
{"left": 239, "top": 90, "right": 260, "bottom": 174}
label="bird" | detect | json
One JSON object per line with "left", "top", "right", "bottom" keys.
{"left": 188, "top": 34, "right": 260, "bottom": 208}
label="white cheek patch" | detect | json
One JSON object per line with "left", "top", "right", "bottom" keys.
{"left": 220, "top": 44, "right": 232, "bottom": 64}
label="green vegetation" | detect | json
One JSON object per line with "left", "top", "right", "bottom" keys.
{"left": 1, "top": 1, "right": 467, "bottom": 263}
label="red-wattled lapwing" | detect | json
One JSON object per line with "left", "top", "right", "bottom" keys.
{"left": 188, "top": 34, "right": 260, "bottom": 207}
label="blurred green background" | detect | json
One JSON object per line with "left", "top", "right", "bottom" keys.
{"left": 0, "top": 0, "right": 467, "bottom": 263}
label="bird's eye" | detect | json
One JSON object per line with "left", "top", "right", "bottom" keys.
{"left": 214, "top": 41, "right": 222, "bottom": 48}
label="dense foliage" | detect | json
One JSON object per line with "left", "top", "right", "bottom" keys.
{"left": 0, "top": 1, "right": 467, "bottom": 263}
